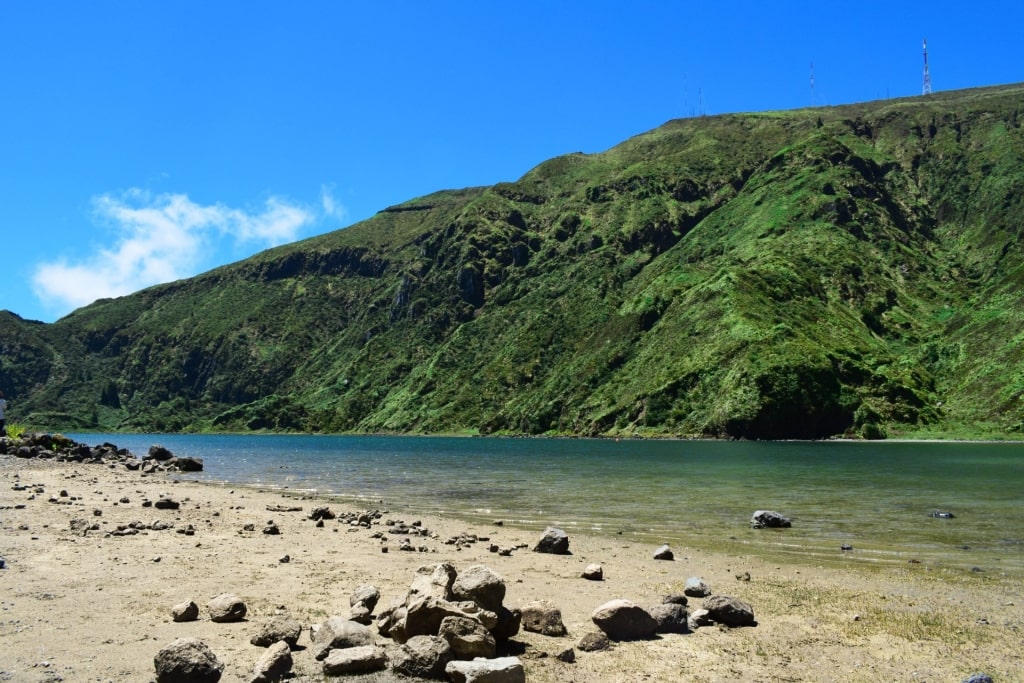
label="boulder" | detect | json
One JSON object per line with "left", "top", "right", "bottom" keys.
{"left": 408, "top": 563, "right": 458, "bottom": 601}
{"left": 438, "top": 616, "right": 497, "bottom": 659}
{"left": 490, "top": 606, "right": 522, "bottom": 641}
{"left": 154, "top": 637, "right": 223, "bottom": 683}
{"left": 703, "top": 595, "right": 755, "bottom": 627}
{"left": 310, "top": 616, "right": 374, "bottom": 660}
{"left": 750, "top": 510, "right": 791, "bottom": 528}
{"left": 171, "top": 600, "right": 199, "bottom": 623}
{"left": 446, "top": 656, "right": 526, "bottom": 683}
{"left": 171, "top": 456, "right": 204, "bottom": 472}
{"left": 250, "top": 615, "right": 302, "bottom": 648}
{"left": 452, "top": 564, "right": 506, "bottom": 612}
{"left": 321, "top": 645, "right": 387, "bottom": 676}
{"left": 684, "top": 577, "right": 711, "bottom": 598}
{"left": 582, "top": 563, "right": 603, "bottom": 581}
{"left": 577, "top": 631, "right": 610, "bottom": 652}
{"left": 248, "top": 640, "right": 292, "bottom": 683}
{"left": 207, "top": 594, "right": 247, "bottom": 623}
{"left": 653, "top": 544, "right": 674, "bottom": 560}
{"left": 533, "top": 527, "right": 570, "bottom": 554}
{"left": 648, "top": 603, "right": 688, "bottom": 634}
{"left": 591, "top": 599, "right": 657, "bottom": 641}
{"left": 349, "top": 584, "right": 381, "bottom": 612}
{"left": 521, "top": 600, "right": 567, "bottom": 637}
{"left": 146, "top": 445, "right": 175, "bottom": 461}
{"left": 390, "top": 635, "right": 453, "bottom": 679}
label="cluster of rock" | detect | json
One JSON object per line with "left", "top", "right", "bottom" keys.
{"left": 0, "top": 432, "right": 203, "bottom": 473}
{"left": 156, "top": 563, "right": 527, "bottom": 682}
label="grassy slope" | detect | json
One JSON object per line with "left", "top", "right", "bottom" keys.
{"left": 3, "top": 84, "right": 1024, "bottom": 438}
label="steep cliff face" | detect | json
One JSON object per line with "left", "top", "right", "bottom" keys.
{"left": 4, "top": 84, "right": 1024, "bottom": 439}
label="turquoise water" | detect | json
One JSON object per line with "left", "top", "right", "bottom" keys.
{"left": 71, "top": 434, "right": 1024, "bottom": 574}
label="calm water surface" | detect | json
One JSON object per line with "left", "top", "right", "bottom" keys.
{"left": 71, "top": 434, "right": 1024, "bottom": 574}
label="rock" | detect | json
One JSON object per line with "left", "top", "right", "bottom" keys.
{"left": 248, "top": 640, "right": 291, "bottom": 683}
{"left": 961, "top": 674, "right": 994, "bottom": 683}
{"left": 154, "top": 637, "right": 223, "bottom": 683}
{"left": 703, "top": 595, "right": 756, "bottom": 627}
{"left": 171, "top": 600, "right": 200, "bottom": 623}
{"left": 533, "top": 526, "right": 570, "bottom": 554}
{"left": 349, "top": 604, "right": 373, "bottom": 625}
{"left": 207, "top": 594, "right": 247, "bottom": 623}
{"left": 321, "top": 645, "right": 387, "bottom": 676}
{"left": 390, "top": 635, "right": 453, "bottom": 679}
{"left": 408, "top": 562, "right": 458, "bottom": 601}
{"left": 310, "top": 616, "right": 375, "bottom": 660}
{"left": 438, "top": 615, "right": 497, "bottom": 659}
{"left": 577, "top": 631, "right": 610, "bottom": 652}
{"left": 309, "top": 506, "right": 335, "bottom": 521}
{"left": 930, "top": 510, "right": 956, "bottom": 519}
{"left": 451, "top": 564, "right": 506, "bottom": 612}
{"left": 395, "top": 594, "right": 496, "bottom": 643}
{"left": 250, "top": 615, "right": 302, "bottom": 648}
{"left": 662, "top": 594, "right": 688, "bottom": 606}
{"left": 653, "top": 544, "right": 674, "bottom": 560}
{"left": 582, "top": 563, "right": 603, "bottom": 580}
{"left": 688, "top": 608, "right": 713, "bottom": 630}
{"left": 155, "top": 498, "right": 181, "bottom": 510}
{"left": 521, "top": 600, "right": 567, "bottom": 636}
{"left": 350, "top": 584, "right": 381, "bottom": 613}
{"left": 490, "top": 606, "right": 522, "bottom": 641}
{"left": 171, "top": 457, "right": 204, "bottom": 472}
{"left": 146, "top": 445, "right": 175, "bottom": 461}
{"left": 262, "top": 522, "right": 280, "bottom": 535}
{"left": 445, "top": 656, "right": 526, "bottom": 683}
{"left": 684, "top": 577, "right": 711, "bottom": 597}
{"left": 591, "top": 599, "right": 658, "bottom": 641}
{"left": 648, "top": 603, "right": 689, "bottom": 634}
{"left": 555, "top": 647, "right": 576, "bottom": 663}
{"left": 750, "top": 510, "right": 791, "bottom": 528}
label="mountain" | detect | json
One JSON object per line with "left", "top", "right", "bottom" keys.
{"left": 3, "top": 84, "right": 1024, "bottom": 439}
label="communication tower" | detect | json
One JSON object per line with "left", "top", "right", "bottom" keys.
{"left": 922, "top": 39, "right": 932, "bottom": 95}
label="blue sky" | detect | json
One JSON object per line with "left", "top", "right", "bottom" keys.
{"left": 2, "top": 1, "right": 1022, "bottom": 322}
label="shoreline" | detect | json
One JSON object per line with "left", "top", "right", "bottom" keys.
{"left": 2, "top": 455, "right": 1021, "bottom": 682}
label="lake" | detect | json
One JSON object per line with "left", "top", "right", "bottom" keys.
{"left": 70, "top": 433, "right": 1024, "bottom": 575}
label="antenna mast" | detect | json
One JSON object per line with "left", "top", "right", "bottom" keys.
{"left": 922, "top": 39, "right": 932, "bottom": 95}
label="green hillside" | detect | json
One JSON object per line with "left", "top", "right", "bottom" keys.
{"left": 3, "top": 83, "right": 1024, "bottom": 439}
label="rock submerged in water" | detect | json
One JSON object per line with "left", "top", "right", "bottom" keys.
{"left": 930, "top": 510, "right": 956, "bottom": 519}
{"left": 750, "top": 510, "right": 791, "bottom": 529}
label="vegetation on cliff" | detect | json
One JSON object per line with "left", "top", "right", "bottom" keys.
{"left": 3, "top": 84, "right": 1023, "bottom": 439}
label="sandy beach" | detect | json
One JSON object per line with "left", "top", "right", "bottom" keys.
{"left": 1, "top": 455, "right": 1021, "bottom": 682}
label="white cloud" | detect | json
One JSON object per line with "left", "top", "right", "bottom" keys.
{"left": 32, "top": 190, "right": 314, "bottom": 316}
{"left": 320, "top": 183, "right": 348, "bottom": 222}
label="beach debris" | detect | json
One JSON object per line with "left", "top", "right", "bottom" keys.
{"left": 582, "top": 563, "right": 604, "bottom": 581}
{"left": 249, "top": 640, "right": 292, "bottom": 683}
{"left": 750, "top": 510, "right": 792, "bottom": 528}
{"left": 930, "top": 510, "right": 956, "bottom": 519}
{"left": 521, "top": 600, "right": 568, "bottom": 636}
{"left": 154, "top": 637, "right": 223, "bottom": 683}
{"left": 446, "top": 655, "right": 526, "bottom": 683}
{"left": 533, "top": 526, "right": 570, "bottom": 554}
{"left": 648, "top": 601, "right": 689, "bottom": 634}
{"left": 576, "top": 631, "right": 610, "bottom": 652}
{"left": 438, "top": 615, "right": 497, "bottom": 658}
{"left": 207, "top": 593, "right": 247, "bottom": 623}
{"left": 250, "top": 615, "right": 302, "bottom": 648}
{"left": 591, "top": 599, "right": 658, "bottom": 641}
{"left": 171, "top": 600, "right": 199, "bottom": 623}
{"left": 321, "top": 645, "right": 387, "bottom": 676}
{"left": 703, "top": 595, "right": 756, "bottom": 627}
{"left": 653, "top": 543, "right": 674, "bottom": 560}
{"left": 684, "top": 577, "right": 712, "bottom": 598}
{"left": 311, "top": 616, "right": 375, "bottom": 660}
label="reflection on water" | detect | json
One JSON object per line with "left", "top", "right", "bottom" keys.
{"left": 70, "top": 433, "right": 1024, "bottom": 574}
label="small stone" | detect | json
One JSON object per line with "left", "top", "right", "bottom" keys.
{"left": 582, "top": 563, "right": 603, "bottom": 581}
{"left": 653, "top": 544, "right": 674, "bottom": 561}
